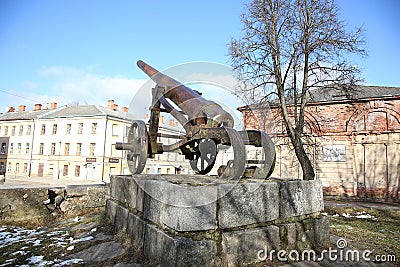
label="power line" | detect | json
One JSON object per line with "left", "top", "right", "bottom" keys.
{"left": 0, "top": 87, "right": 45, "bottom": 103}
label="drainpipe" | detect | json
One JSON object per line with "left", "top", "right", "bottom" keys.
{"left": 101, "top": 116, "right": 108, "bottom": 182}
{"left": 28, "top": 119, "right": 36, "bottom": 177}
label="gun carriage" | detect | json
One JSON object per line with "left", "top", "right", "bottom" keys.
{"left": 116, "top": 60, "right": 275, "bottom": 179}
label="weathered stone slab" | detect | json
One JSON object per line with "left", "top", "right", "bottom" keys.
{"left": 279, "top": 223, "right": 297, "bottom": 251}
{"left": 280, "top": 180, "right": 324, "bottom": 218}
{"left": 67, "top": 241, "right": 124, "bottom": 262}
{"left": 144, "top": 223, "right": 217, "bottom": 267}
{"left": 126, "top": 212, "right": 146, "bottom": 248}
{"left": 105, "top": 199, "right": 118, "bottom": 225}
{"left": 218, "top": 181, "right": 280, "bottom": 229}
{"left": 115, "top": 204, "right": 129, "bottom": 232}
{"left": 110, "top": 176, "right": 137, "bottom": 209}
{"left": 142, "top": 179, "right": 218, "bottom": 231}
{"left": 222, "top": 225, "right": 280, "bottom": 266}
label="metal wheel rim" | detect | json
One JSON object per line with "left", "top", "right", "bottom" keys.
{"left": 127, "top": 120, "right": 148, "bottom": 174}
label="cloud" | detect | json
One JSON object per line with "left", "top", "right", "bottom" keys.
{"left": 1, "top": 63, "right": 245, "bottom": 128}
{"left": 0, "top": 66, "right": 147, "bottom": 112}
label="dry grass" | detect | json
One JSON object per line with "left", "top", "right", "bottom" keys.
{"left": 325, "top": 205, "right": 400, "bottom": 266}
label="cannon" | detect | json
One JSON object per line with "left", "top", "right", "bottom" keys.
{"left": 116, "top": 60, "right": 276, "bottom": 179}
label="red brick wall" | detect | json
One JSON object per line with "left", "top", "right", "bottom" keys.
{"left": 241, "top": 97, "right": 400, "bottom": 200}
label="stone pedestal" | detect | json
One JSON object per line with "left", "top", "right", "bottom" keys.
{"left": 106, "top": 175, "right": 329, "bottom": 266}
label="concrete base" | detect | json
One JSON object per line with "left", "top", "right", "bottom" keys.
{"left": 106, "top": 175, "right": 329, "bottom": 266}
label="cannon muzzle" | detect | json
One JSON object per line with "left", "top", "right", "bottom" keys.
{"left": 137, "top": 60, "right": 234, "bottom": 128}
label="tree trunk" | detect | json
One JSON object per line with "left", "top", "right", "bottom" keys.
{"left": 288, "top": 131, "right": 315, "bottom": 180}
{"left": 293, "top": 139, "right": 315, "bottom": 180}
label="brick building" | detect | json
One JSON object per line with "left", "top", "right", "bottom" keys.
{"left": 239, "top": 86, "right": 400, "bottom": 200}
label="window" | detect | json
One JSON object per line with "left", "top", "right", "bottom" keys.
{"left": 25, "top": 143, "right": 30, "bottom": 154}
{"left": 52, "top": 124, "right": 57, "bottom": 134}
{"left": 167, "top": 168, "right": 170, "bottom": 174}
{"left": 125, "top": 126, "right": 130, "bottom": 137}
{"left": 39, "top": 143, "right": 44, "bottom": 155}
{"left": 111, "top": 144, "right": 117, "bottom": 157}
{"left": 17, "top": 143, "right": 21, "bottom": 154}
{"left": 75, "top": 165, "right": 80, "bottom": 177}
{"left": 66, "top": 124, "right": 71, "bottom": 135}
{"left": 76, "top": 143, "right": 82, "bottom": 156}
{"left": 78, "top": 123, "right": 83, "bottom": 134}
{"left": 7, "top": 162, "right": 12, "bottom": 172}
{"left": 9, "top": 143, "right": 13, "bottom": 154}
{"left": 64, "top": 143, "right": 70, "bottom": 155}
{"left": 51, "top": 143, "right": 56, "bottom": 155}
{"left": 91, "top": 123, "right": 97, "bottom": 134}
{"left": 0, "top": 162, "right": 4, "bottom": 171}
{"left": 49, "top": 164, "right": 54, "bottom": 175}
{"left": 26, "top": 125, "right": 31, "bottom": 135}
{"left": 18, "top": 125, "right": 23, "bottom": 136}
{"left": 4, "top": 126, "right": 8, "bottom": 136}
{"left": 11, "top": 126, "right": 16, "bottom": 136}
{"left": 41, "top": 124, "right": 46, "bottom": 135}
{"left": 112, "top": 124, "right": 118, "bottom": 136}
{"left": 63, "top": 165, "right": 68, "bottom": 176}
{"left": 23, "top": 163, "right": 28, "bottom": 173}
{"left": 15, "top": 163, "right": 20, "bottom": 173}
{"left": 89, "top": 143, "right": 96, "bottom": 156}
{"left": 1, "top": 143, "right": 6, "bottom": 154}
{"left": 157, "top": 168, "right": 161, "bottom": 174}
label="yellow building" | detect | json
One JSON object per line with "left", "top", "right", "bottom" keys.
{"left": 0, "top": 101, "right": 191, "bottom": 182}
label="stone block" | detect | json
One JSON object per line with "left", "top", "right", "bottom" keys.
{"left": 142, "top": 179, "right": 218, "bottom": 231}
{"left": 85, "top": 187, "right": 108, "bottom": 208}
{"left": 279, "top": 223, "right": 297, "bottom": 251}
{"left": 218, "top": 181, "right": 280, "bottom": 229}
{"left": 115, "top": 204, "right": 129, "bottom": 232}
{"left": 310, "top": 216, "right": 330, "bottom": 250}
{"left": 110, "top": 176, "right": 137, "bottom": 209}
{"left": 280, "top": 180, "right": 324, "bottom": 218}
{"left": 135, "top": 178, "right": 146, "bottom": 213}
{"left": 105, "top": 199, "right": 118, "bottom": 225}
{"left": 144, "top": 223, "right": 217, "bottom": 267}
{"left": 222, "top": 225, "right": 280, "bottom": 266}
{"left": 126, "top": 212, "right": 146, "bottom": 248}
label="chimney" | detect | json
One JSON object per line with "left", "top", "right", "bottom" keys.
{"left": 113, "top": 104, "right": 118, "bottom": 111}
{"left": 122, "top": 107, "right": 128, "bottom": 113}
{"left": 159, "top": 115, "right": 164, "bottom": 124}
{"left": 50, "top": 102, "right": 57, "bottom": 109}
{"left": 107, "top": 100, "right": 115, "bottom": 109}
{"left": 8, "top": 107, "right": 15, "bottom": 112}
{"left": 18, "top": 105, "right": 26, "bottom": 112}
{"left": 169, "top": 119, "right": 175, "bottom": 127}
{"left": 34, "top": 104, "right": 42, "bottom": 111}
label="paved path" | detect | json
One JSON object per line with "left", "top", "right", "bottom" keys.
{"left": 0, "top": 174, "right": 107, "bottom": 189}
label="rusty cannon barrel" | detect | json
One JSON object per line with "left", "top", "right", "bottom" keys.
{"left": 137, "top": 60, "right": 234, "bottom": 128}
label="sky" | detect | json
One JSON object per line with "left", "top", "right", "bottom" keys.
{"left": 0, "top": 0, "right": 399, "bottom": 114}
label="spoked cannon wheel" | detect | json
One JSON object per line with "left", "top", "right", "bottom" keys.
{"left": 126, "top": 120, "right": 149, "bottom": 174}
{"left": 189, "top": 138, "right": 217, "bottom": 175}
{"left": 240, "top": 130, "right": 276, "bottom": 179}
{"left": 217, "top": 127, "right": 246, "bottom": 179}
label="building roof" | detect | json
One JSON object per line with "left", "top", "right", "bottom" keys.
{"left": 0, "top": 109, "right": 52, "bottom": 121}
{"left": 308, "top": 85, "right": 400, "bottom": 103}
{"left": 0, "top": 105, "right": 134, "bottom": 121}
{"left": 238, "top": 85, "right": 400, "bottom": 110}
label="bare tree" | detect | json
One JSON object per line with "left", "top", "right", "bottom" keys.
{"left": 230, "top": 0, "right": 366, "bottom": 180}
